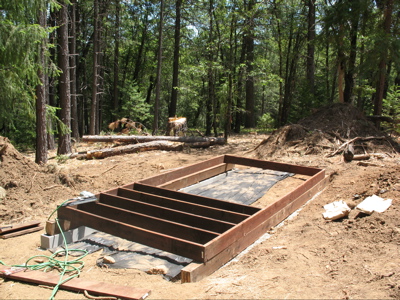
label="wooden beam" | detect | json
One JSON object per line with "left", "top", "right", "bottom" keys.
{"left": 136, "top": 155, "right": 226, "bottom": 186}
{"left": 0, "top": 221, "right": 43, "bottom": 239}
{"left": 201, "top": 169, "right": 325, "bottom": 261}
{"left": 0, "top": 226, "right": 43, "bottom": 239}
{"left": 76, "top": 202, "right": 219, "bottom": 244}
{"left": 99, "top": 193, "right": 235, "bottom": 233}
{"left": 181, "top": 175, "right": 329, "bottom": 282}
{"left": 57, "top": 206, "right": 207, "bottom": 262}
{"left": 0, "top": 266, "right": 150, "bottom": 300}
{"left": 158, "top": 163, "right": 235, "bottom": 190}
{"left": 133, "top": 183, "right": 259, "bottom": 215}
{"left": 224, "top": 155, "right": 321, "bottom": 176}
{"left": 116, "top": 188, "right": 251, "bottom": 224}
{"left": 0, "top": 221, "right": 41, "bottom": 234}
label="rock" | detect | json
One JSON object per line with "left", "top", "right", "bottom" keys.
{"left": 0, "top": 187, "right": 6, "bottom": 200}
{"left": 146, "top": 265, "right": 168, "bottom": 275}
{"left": 102, "top": 255, "right": 115, "bottom": 264}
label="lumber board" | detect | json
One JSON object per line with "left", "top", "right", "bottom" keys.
{"left": 224, "top": 155, "right": 321, "bottom": 176}
{"left": 76, "top": 202, "right": 219, "bottom": 243}
{"left": 98, "top": 193, "right": 235, "bottom": 233}
{"left": 137, "top": 156, "right": 226, "bottom": 186}
{"left": 0, "top": 226, "right": 43, "bottom": 239}
{"left": 116, "top": 188, "right": 251, "bottom": 224}
{"left": 133, "top": 183, "right": 259, "bottom": 215}
{"left": 181, "top": 175, "right": 329, "bottom": 283}
{"left": 201, "top": 169, "right": 325, "bottom": 261}
{"left": 158, "top": 163, "right": 235, "bottom": 190}
{"left": 0, "top": 220, "right": 41, "bottom": 234}
{"left": 0, "top": 266, "right": 150, "bottom": 300}
{"left": 57, "top": 206, "right": 207, "bottom": 262}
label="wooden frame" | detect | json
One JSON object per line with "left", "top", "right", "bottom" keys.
{"left": 56, "top": 155, "right": 327, "bottom": 282}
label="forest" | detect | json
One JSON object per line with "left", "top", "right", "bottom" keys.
{"left": 0, "top": 0, "right": 399, "bottom": 164}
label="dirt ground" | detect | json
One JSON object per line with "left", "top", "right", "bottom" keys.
{"left": 1, "top": 106, "right": 400, "bottom": 299}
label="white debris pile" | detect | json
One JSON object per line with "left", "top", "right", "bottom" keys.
{"left": 322, "top": 200, "right": 352, "bottom": 221}
{"left": 322, "top": 195, "right": 392, "bottom": 221}
{"left": 355, "top": 194, "right": 392, "bottom": 215}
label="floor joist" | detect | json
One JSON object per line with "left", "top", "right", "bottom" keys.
{"left": 55, "top": 155, "right": 327, "bottom": 280}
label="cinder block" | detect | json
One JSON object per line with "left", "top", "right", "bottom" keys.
{"left": 40, "top": 226, "right": 96, "bottom": 249}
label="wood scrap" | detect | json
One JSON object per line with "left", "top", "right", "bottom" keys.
{"left": 43, "top": 184, "right": 63, "bottom": 191}
{"left": 77, "top": 141, "right": 183, "bottom": 160}
{"left": 343, "top": 143, "right": 354, "bottom": 162}
{"left": 352, "top": 154, "right": 371, "bottom": 160}
{"left": 327, "top": 136, "right": 388, "bottom": 157}
{"left": 0, "top": 221, "right": 43, "bottom": 239}
{"left": 0, "top": 266, "right": 150, "bottom": 300}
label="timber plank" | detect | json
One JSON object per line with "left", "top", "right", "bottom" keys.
{"left": 137, "top": 156, "right": 225, "bottom": 186}
{"left": 181, "top": 175, "right": 329, "bottom": 282}
{"left": 57, "top": 206, "right": 207, "bottom": 261}
{"left": 77, "top": 202, "right": 219, "bottom": 243}
{"left": 158, "top": 163, "right": 234, "bottom": 190}
{"left": 201, "top": 169, "right": 325, "bottom": 261}
{"left": 98, "top": 193, "right": 235, "bottom": 233}
{"left": 0, "top": 221, "right": 41, "bottom": 234}
{"left": 117, "top": 188, "right": 252, "bottom": 223}
{"left": 0, "top": 226, "right": 43, "bottom": 239}
{"left": 224, "top": 155, "right": 321, "bottom": 176}
{"left": 133, "top": 183, "right": 259, "bottom": 215}
{"left": 0, "top": 266, "right": 150, "bottom": 300}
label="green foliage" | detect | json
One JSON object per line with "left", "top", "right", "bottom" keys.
{"left": 46, "top": 105, "right": 70, "bottom": 135}
{"left": 383, "top": 85, "right": 400, "bottom": 134}
{"left": 258, "top": 113, "right": 275, "bottom": 130}
{"left": 55, "top": 154, "right": 69, "bottom": 164}
{"left": 119, "top": 81, "right": 152, "bottom": 126}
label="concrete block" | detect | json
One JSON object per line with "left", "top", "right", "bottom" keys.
{"left": 40, "top": 226, "right": 96, "bottom": 249}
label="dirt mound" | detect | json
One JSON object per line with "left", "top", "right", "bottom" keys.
{"left": 298, "top": 103, "right": 381, "bottom": 138}
{"left": 0, "top": 136, "right": 83, "bottom": 224}
{"left": 255, "top": 103, "right": 399, "bottom": 158}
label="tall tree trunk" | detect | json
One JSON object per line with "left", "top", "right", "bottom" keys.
{"left": 90, "top": 0, "right": 99, "bottom": 135}
{"left": 244, "top": 0, "right": 255, "bottom": 128}
{"left": 205, "top": 0, "right": 215, "bottom": 136}
{"left": 306, "top": 0, "right": 316, "bottom": 95}
{"left": 70, "top": 0, "right": 79, "bottom": 139}
{"left": 47, "top": 9, "right": 57, "bottom": 150}
{"left": 337, "top": 24, "right": 345, "bottom": 103}
{"left": 113, "top": 0, "right": 120, "bottom": 114}
{"left": 153, "top": 0, "right": 164, "bottom": 135}
{"left": 133, "top": 13, "right": 148, "bottom": 83}
{"left": 374, "top": 0, "right": 394, "bottom": 128}
{"left": 234, "top": 22, "right": 247, "bottom": 133}
{"left": 57, "top": 0, "right": 71, "bottom": 155}
{"left": 273, "top": 1, "right": 284, "bottom": 126}
{"left": 169, "top": 0, "right": 182, "bottom": 118}
{"left": 35, "top": 4, "right": 48, "bottom": 164}
{"left": 344, "top": 8, "right": 359, "bottom": 103}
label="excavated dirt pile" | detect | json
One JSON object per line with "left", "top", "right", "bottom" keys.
{"left": 0, "top": 136, "right": 82, "bottom": 223}
{"left": 255, "top": 103, "right": 399, "bottom": 158}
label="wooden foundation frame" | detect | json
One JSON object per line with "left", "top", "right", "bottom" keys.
{"left": 56, "top": 155, "right": 327, "bottom": 282}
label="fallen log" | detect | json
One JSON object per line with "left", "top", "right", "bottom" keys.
{"left": 81, "top": 135, "right": 226, "bottom": 145}
{"left": 76, "top": 141, "right": 183, "bottom": 160}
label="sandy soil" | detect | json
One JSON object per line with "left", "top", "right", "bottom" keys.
{"left": 0, "top": 131, "right": 400, "bottom": 300}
